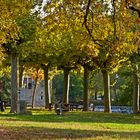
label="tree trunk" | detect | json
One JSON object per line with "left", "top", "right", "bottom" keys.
{"left": 112, "top": 85, "right": 117, "bottom": 103}
{"left": 31, "top": 69, "right": 38, "bottom": 108}
{"left": 83, "top": 65, "right": 89, "bottom": 111}
{"left": 102, "top": 70, "right": 111, "bottom": 113}
{"left": 63, "top": 68, "right": 70, "bottom": 105}
{"left": 19, "top": 64, "right": 24, "bottom": 88}
{"left": 43, "top": 66, "right": 50, "bottom": 109}
{"left": 10, "top": 52, "right": 18, "bottom": 113}
{"left": 111, "top": 74, "right": 118, "bottom": 103}
{"left": 48, "top": 79, "right": 52, "bottom": 110}
{"left": 94, "top": 84, "right": 98, "bottom": 100}
{"left": 132, "top": 72, "right": 139, "bottom": 114}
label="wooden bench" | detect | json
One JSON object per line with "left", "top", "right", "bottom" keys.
{"left": 69, "top": 103, "right": 83, "bottom": 111}
{"left": 55, "top": 108, "right": 69, "bottom": 115}
{"left": 55, "top": 103, "right": 69, "bottom": 115}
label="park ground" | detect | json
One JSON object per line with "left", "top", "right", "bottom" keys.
{"left": 0, "top": 109, "right": 140, "bottom": 140}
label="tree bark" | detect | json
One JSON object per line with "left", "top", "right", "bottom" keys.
{"left": 132, "top": 72, "right": 139, "bottom": 114}
{"left": 102, "top": 70, "right": 111, "bottom": 113}
{"left": 43, "top": 66, "right": 50, "bottom": 109}
{"left": 10, "top": 52, "right": 18, "bottom": 113}
{"left": 83, "top": 65, "right": 89, "bottom": 111}
{"left": 63, "top": 68, "right": 70, "bottom": 105}
{"left": 94, "top": 84, "right": 98, "bottom": 100}
{"left": 19, "top": 63, "right": 24, "bottom": 88}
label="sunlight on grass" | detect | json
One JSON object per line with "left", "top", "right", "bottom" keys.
{"left": 0, "top": 109, "right": 140, "bottom": 140}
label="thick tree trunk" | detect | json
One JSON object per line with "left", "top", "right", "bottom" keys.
{"left": 43, "top": 66, "right": 50, "bottom": 109}
{"left": 63, "top": 68, "right": 70, "bottom": 105}
{"left": 83, "top": 65, "right": 89, "bottom": 111}
{"left": 132, "top": 72, "right": 139, "bottom": 114}
{"left": 10, "top": 52, "right": 18, "bottom": 113}
{"left": 102, "top": 70, "right": 111, "bottom": 113}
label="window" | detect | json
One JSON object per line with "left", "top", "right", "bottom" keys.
{"left": 41, "top": 95, "right": 43, "bottom": 100}
{"left": 40, "top": 91, "right": 44, "bottom": 100}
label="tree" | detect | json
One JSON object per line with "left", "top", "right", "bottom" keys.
{"left": 42, "top": 1, "right": 86, "bottom": 107}
{"left": 129, "top": 51, "right": 140, "bottom": 113}
{"left": 83, "top": 0, "right": 139, "bottom": 112}
{"left": 0, "top": 0, "right": 41, "bottom": 113}
{"left": 117, "top": 65, "right": 133, "bottom": 106}
{"left": 53, "top": 72, "right": 84, "bottom": 103}
{"left": 41, "top": 64, "right": 52, "bottom": 109}
{"left": 123, "top": 0, "right": 140, "bottom": 113}
{"left": 30, "top": 68, "right": 38, "bottom": 108}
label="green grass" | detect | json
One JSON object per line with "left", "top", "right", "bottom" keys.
{"left": 0, "top": 108, "right": 140, "bottom": 140}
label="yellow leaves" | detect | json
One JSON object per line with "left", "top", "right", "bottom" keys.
{"left": 0, "top": 32, "right": 6, "bottom": 44}
{"left": 0, "top": 47, "right": 5, "bottom": 65}
{"left": 0, "top": 0, "right": 31, "bottom": 18}
{"left": 112, "top": 40, "right": 137, "bottom": 57}
{"left": 92, "top": 17, "right": 114, "bottom": 40}
{"left": 25, "top": 68, "right": 44, "bottom": 82}
{"left": 0, "top": 18, "right": 20, "bottom": 44}
{"left": 0, "top": 0, "right": 33, "bottom": 45}
{"left": 122, "top": 43, "right": 137, "bottom": 54}
{"left": 85, "top": 41, "right": 99, "bottom": 56}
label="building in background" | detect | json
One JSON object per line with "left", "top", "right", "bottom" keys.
{"left": 21, "top": 76, "right": 45, "bottom": 107}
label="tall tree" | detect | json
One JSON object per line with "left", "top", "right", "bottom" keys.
{"left": 125, "top": 0, "right": 140, "bottom": 113}
{"left": 83, "top": 0, "right": 139, "bottom": 112}
{"left": 41, "top": 64, "right": 51, "bottom": 109}
{"left": 0, "top": 0, "right": 41, "bottom": 112}
{"left": 42, "top": 1, "right": 85, "bottom": 107}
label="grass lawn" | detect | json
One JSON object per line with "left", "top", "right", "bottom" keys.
{"left": 0, "top": 108, "right": 140, "bottom": 140}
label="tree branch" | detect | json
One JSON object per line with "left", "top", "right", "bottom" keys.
{"left": 112, "top": 0, "right": 117, "bottom": 42}
{"left": 83, "top": 0, "right": 111, "bottom": 47}
{"left": 125, "top": 0, "right": 140, "bottom": 18}
{"left": 83, "top": 0, "right": 103, "bottom": 46}
{"left": 83, "top": 0, "right": 91, "bottom": 26}
{"left": 129, "top": 6, "right": 140, "bottom": 18}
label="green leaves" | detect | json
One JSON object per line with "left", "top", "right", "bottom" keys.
{"left": 0, "top": 0, "right": 139, "bottom": 75}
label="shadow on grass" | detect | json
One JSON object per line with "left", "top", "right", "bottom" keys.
{"left": 0, "top": 126, "right": 140, "bottom": 140}
{"left": 0, "top": 111, "right": 140, "bottom": 124}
